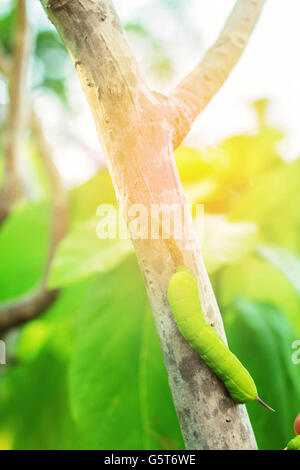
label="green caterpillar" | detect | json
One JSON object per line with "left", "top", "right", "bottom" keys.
{"left": 167, "top": 267, "right": 274, "bottom": 410}
{"left": 286, "top": 435, "right": 300, "bottom": 450}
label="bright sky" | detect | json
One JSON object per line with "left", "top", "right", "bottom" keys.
{"left": 1, "top": 0, "right": 300, "bottom": 186}
{"left": 181, "top": 0, "right": 300, "bottom": 160}
{"left": 113, "top": 0, "right": 300, "bottom": 162}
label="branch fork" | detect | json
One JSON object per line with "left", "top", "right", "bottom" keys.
{"left": 39, "top": 0, "right": 266, "bottom": 450}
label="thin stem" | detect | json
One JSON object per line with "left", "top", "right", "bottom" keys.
{"left": 30, "top": 110, "right": 69, "bottom": 278}
{"left": 0, "top": 2, "right": 69, "bottom": 333}
{"left": 0, "top": 0, "right": 30, "bottom": 225}
{"left": 170, "top": 0, "right": 266, "bottom": 146}
{"left": 0, "top": 111, "right": 69, "bottom": 334}
{"left": 0, "top": 288, "right": 59, "bottom": 336}
{"left": 0, "top": 44, "right": 10, "bottom": 76}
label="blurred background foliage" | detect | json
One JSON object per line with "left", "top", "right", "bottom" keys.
{"left": 0, "top": 0, "right": 299, "bottom": 451}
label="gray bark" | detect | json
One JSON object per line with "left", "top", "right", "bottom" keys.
{"left": 40, "top": 0, "right": 264, "bottom": 449}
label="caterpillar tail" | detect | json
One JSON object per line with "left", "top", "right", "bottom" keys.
{"left": 256, "top": 396, "right": 275, "bottom": 412}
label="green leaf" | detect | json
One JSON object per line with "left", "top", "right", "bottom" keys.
{"left": 48, "top": 218, "right": 132, "bottom": 289}
{"left": 229, "top": 157, "right": 300, "bottom": 221}
{"left": 175, "top": 146, "right": 225, "bottom": 186}
{"left": 229, "top": 158, "right": 300, "bottom": 251}
{"left": 39, "top": 77, "right": 68, "bottom": 103}
{"left": 49, "top": 210, "right": 257, "bottom": 290}
{"left": 71, "top": 168, "right": 117, "bottom": 223}
{"left": 220, "top": 99, "right": 283, "bottom": 186}
{"left": 33, "top": 30, "right": 71, "bottom": 102}
{"left": 70, "top": 257, "right": 183, "bottom": 450}
{"left": 0, "top": 202, "right": 50, "bottom": 301}
{"left": 183, "top": 180, "right": 216, "bottom": 206}
{"left": 0, "top": 8, "right": 15, "bottom": 54}
{"left": 0, "top": 276, "right": 96, "bottom": 450}
{"left": 0, "top": 341, "right": 80, "bottom": 450}
{"left": 16, "top": 276, "right": 94, "bottom": 363}
{"left": 201, "top": 215, "right": 257, "bottom": 273}
{"left": 257, "top": 244, "right": 300, "bottom": 297}
{"left": 217, "top": 255, "right": 300, "bottom": 333}
{"left": 180, "top": 100, "right": 284, "bottom": 214}
{"left": 34, "top": 30, "right": 66, "bottom": 57}
{"left": 224, "top": 298, "right": 300, "bottom": 450}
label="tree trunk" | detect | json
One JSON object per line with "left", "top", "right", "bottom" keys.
{"left": 40, "top": 0, "right": 261, "bottom": 450}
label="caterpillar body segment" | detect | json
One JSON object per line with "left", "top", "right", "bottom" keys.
{"left": 167, "top": 267, "right": 274, "bottom": 411}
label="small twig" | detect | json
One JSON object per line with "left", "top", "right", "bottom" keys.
{"left": 0, "top": 124, "right": 68, "bottom": 334}
{"left": 0, "top": 36, "right": 68, "bottom": 254}
{"left": 0, "top": 287, "right": 59, "bottom": 336}
{"left": 0, "top": 112, "right": 69, "bottom": 335}
{"left": 0, "top": 0, "right": 30, "bottom": 226}
{"left": 170, "top": 0, "right": 266, "bottom": 147}
{"left": 0, "top": 3, "right": 69, "bottom": 334}
{"left": 30, "top": 110, "right": 69, "bottom": 277}
{"left": 0, "top": 44, "right": 10, "bottom": 76}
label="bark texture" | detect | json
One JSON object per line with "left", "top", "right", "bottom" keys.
{"left": 40, "top": 0, "right": 264, "bottom": 449}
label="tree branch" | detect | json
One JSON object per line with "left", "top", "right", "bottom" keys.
{"left": 40, "top": 0, "right": 257, "bottom": 449}
{"left": 0, "top": 44, "right": 10, "bottom": 76}
{"left": 0, "top": 287, "right": 59, "bottom": 335}
{"left": 0, "top": 123, "right": 68, "bottom": 334}
{"left": 0, "top": 3, "right": 69, "bottom": 334}
{"left": 0, "top": 0, "right": 30, "bottom": 225}
{"left": 0, "top": 34, "right": 68, "bottom": 255}
{"left": 0, "top": 113, "right": 68, "bottom": 335}
{"left": 170, "top": 0, "right": 266, "bottom": 147}
{"left": 30, "top": 110, "right": 69, "bottom": 277}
